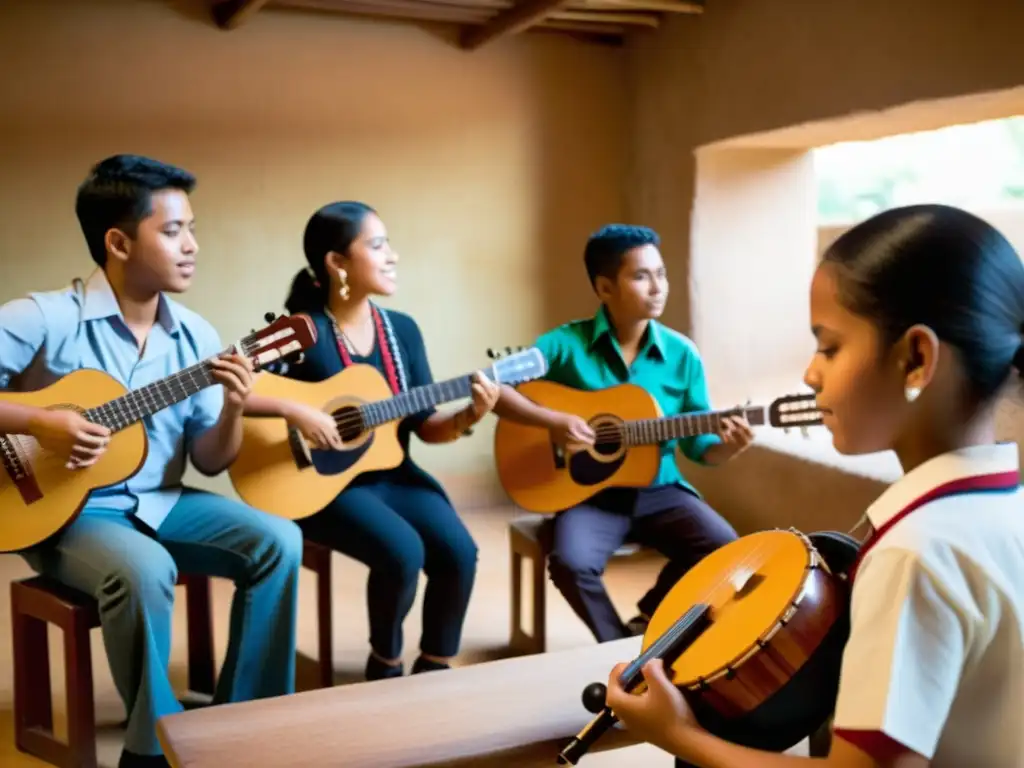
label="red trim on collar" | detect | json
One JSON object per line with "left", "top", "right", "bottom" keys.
{"left": 850, "top": 470, "right": 1020, "bottom": 583}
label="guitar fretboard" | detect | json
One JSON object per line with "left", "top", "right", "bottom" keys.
{"left": 623, "top": 405, "right": 766, "bottom": 446}
{"left": 84, "top": 340, "right": 254, "bottom": 433}
{"left": 360, "top": 373, "right": 486, "bottom": 428}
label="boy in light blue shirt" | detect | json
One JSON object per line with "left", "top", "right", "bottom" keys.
{"left": 0, "top": 155, "right": 302, "bottom": 768}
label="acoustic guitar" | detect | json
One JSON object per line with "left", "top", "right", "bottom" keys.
{"left": 494, "top": 380, "right": 823, "bottom": 513}
{"left": 0, "top": 313, "right": 317, "bottom": 553}
{"left": 559, "top": 528, "right": 860, "bottom": 764}
{"left": 228, "top": 346, "right": 549, "bottom": 520}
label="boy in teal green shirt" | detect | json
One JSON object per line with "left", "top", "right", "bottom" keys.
{"left": 495, "top": 224, "right": 752, "bottom": 642}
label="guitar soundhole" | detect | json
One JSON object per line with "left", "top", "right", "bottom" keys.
{"left": 568, "top": 448, "right": 625, "bottom": 486}
{"left": 307, "top": 406, "right": 373, "bottom": 477}
{"left": 332, "top": 405, "right": 366, "bottom": 443}
{"left": 565, "top": 416, "right": 625, "bottom": 486}
{"left": 593, "top": 432, "right": 623, "bottom": 457}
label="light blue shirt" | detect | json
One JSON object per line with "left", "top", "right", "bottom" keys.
{"left": 0, "top": 269, "right": 226, "bottom": 531}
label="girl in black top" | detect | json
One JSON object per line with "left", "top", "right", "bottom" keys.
{"left": 247, "top": 201, "right": 499, "bottom": 681}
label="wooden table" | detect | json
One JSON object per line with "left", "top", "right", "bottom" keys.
{"left": 158, "top": 636, "right": 644, "bottom": 767}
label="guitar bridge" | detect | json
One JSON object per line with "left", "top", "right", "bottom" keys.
{"left": 551, "top": 441, "right": 566, "bottom": 470}
{"left": 287, "top": 426, "right": 313, "bottom": 469}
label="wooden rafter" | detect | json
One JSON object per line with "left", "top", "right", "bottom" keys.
{"left": 261, "top": 0, "right": 704, "bottom": 45}
{"left": 212, "top": 0, "right": 273, "bottom": 29}
{"left": 458, "top": 0, "right": 569, "bottom": 50}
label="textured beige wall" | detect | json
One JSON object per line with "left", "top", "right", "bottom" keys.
{"left": 0, "top": 0, "right": 628, "bottom": 505}
{"left": 636, "top": 0, "right": 1024, "bottom": 534}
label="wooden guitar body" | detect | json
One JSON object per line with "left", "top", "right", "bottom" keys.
{"left": 494, "top": 380, "right": 663, "bottom": 513}
{"left": 229, "top": 365, "right": 405, "bottom": 520}
{"left": 644, "top": 529, "right": 855, "bottom": 751}
{"left": 0, "top": 369, "right": 147, "bottom": 553}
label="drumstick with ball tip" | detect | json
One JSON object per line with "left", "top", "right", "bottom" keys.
{"left": 557, "top": 602, "right": 713, "bottom": 766}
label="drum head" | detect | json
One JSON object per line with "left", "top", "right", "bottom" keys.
{"left": 689, "top": 530, "right": 861, "bottom": 752}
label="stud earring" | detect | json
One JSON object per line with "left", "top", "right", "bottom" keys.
{"left": 905, "top": 386, "right": 921, "bottom": 403}
{"left": 338, "top": 268, "right": 350, "bottom": 301}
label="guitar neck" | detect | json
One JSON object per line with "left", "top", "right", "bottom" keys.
{"left": 83, "top": 359, "right": 221, "bottom": 433}
{"left": 624, "top": 405, "right": 766, "bottom": 446}
{"left": 360, "top": 368, "right": 499, "bottom": 428}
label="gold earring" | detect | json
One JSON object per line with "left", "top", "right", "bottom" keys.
{"left": 338, "top": 268, "right": 350, "bottom": 301}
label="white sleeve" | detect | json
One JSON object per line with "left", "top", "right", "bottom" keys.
{"left": 832, "top": 546, "right": 970, "bottom": 760}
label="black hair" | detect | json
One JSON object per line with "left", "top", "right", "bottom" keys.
{"left": 284, "top": 201, "right": 376, "bottom": 315}
{"left": 823, "top": 203, "right": 1024, "bottom": 403}
{"left": 583, "top": 223, "right": 661, "bottom": 288}
{"left": 75, "top": 154, "right": 196, "bottom": 267}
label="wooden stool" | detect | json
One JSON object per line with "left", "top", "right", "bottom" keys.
{"left": 509, "top": 515, "right": 639, "bottom": 655}
{"left": 11, "top": 573, "right": 215, "bottom": 768}
{"left": 302, "top": 538, "right": 334, "bottom": 689}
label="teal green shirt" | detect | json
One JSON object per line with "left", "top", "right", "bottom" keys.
{"left": 533, "top": 305, "right": 720, "bottom": 496}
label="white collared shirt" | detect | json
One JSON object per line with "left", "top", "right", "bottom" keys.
{"left": 832, "top": 442, "right": 1024, "bottom": 766}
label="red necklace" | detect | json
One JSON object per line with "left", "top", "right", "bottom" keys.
{"left": 330, "top": 306, "right": 401, "bottom": 396}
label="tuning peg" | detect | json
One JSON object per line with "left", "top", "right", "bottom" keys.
{"left": 784, "top": 427, "right": 790, "bottom": 434}
{"left": 264, "top": 312, "right": 278, "bottom": 323}
{"left": 801, "top": 426, "right": 809, "bottom": 438}
{"left": 746, "top": 398, "right": 752, "bottom": 407}
{"left": 505, "top": 346, "right": 513, "bottom": 356}
{"left": 486, "top": 348, "right": 497, "bottom": 359}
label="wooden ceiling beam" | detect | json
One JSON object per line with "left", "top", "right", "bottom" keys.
{"left": 571, "top": 0, "right": 701, "bottom": 11}
{"left": 212, "top": 0, "right": 272, "bottom": 29}
{"left": 549, "top": 9, "right": 658, "bottom": 26}
{"left": 458, "top": 0, "right": 569, "bottom": 50}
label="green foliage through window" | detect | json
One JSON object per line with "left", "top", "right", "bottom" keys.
{"left": 814, "top": 116, "right": 1024, "bottom": 224}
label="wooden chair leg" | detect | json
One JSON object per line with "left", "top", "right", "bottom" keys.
{"left": 12, "top": 602, "right": 55, "bottom": 754}
{"left": 509, "top": 547, "right": 524, "bottom": 650}
{"left": 64, "top": 614, "right": 97, "bottom": 768}
{"left": 182, "top": 574, "right": 216, "bottom": 696}
{"left": 530, "top": 549, "right": 547, "bottom": 654}
{"left": 315, "top": 552, "right": 334, "bottom": 689}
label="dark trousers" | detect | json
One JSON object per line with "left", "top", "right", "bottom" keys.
{"left": 301, "top": 479, "right": 478, "bottom": 659}
{"left": 548, "top": 485, "right": 737, "bottom": 643}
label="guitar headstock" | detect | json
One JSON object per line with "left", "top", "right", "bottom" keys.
{"left": 241, "top": 313, "right": 318, "bottom": 370}
{"left": 487, "top": 346, "right": 548, "bottom": 386}
{"left": 768, "top": 393, "right": 823, "bottom": 434}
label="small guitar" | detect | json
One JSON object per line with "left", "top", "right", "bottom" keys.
{"left": 0, "top": 314, "right": 317, "bottom": 553}
{"left": 494, "top": 380, "right": 823, "bottom": 513}
{"left": 228, "top": 346, "right": 549, "bottom": 520}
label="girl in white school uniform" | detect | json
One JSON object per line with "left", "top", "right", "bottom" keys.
{"left": 604, "top": 203, "right": 1024, "bottom": 767}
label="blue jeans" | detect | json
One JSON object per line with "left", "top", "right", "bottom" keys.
{"left": 21, "top": 488, "right": 303, "bottom": 756}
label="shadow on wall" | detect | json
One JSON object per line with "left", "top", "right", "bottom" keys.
{"left": 526, "top": 41, "right": 630, "bottom": 336}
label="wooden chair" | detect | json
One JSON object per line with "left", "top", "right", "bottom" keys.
{"left": 301, "top": 538, "right": 334, "bottom": 689}
{"left": 509, "top": 514, "right": 639, "bottom": 655}
{"left": 10, "top": 573, "right": 215, "bottom": 768}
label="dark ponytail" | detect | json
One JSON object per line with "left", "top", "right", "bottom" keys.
{"left": 284, "top": 268, "right": 327, "bottom": 315}
{"left": 283, "top": 201, "right": 376, "bottom": 315}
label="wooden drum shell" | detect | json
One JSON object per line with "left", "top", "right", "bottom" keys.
{"left": 683, "top": 564, "right": 844, "bottom": 720}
